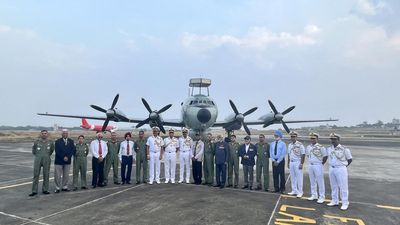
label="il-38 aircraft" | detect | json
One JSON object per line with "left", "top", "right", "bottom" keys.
{"left": 38, "top": 78, "right": 337, "bottom": 137}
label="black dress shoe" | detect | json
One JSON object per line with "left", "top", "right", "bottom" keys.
{"left": 136, "top": 181, "right": 141, "bottom": 184}
{"left": 255, "top": 187, "right": 262, "bottom": 190}
{"left": 29, "top": 192, "right": 37, "bottom": 196}
{"left": 72, "top": 188, "right": 78, "bottom": 191}
{"left": 242, "top": 185, "right": 249, "bottom": 189}
{"left": 114, "top": 182, "right": 121, "bottom": 185}
{"left": 92, "top": 185, "right": 97, "bottom": 188}
{"left": 126, "top": 182, "right": 131, "bottom": 185}
{"left": 264, "top": 189, "right": 269, "bottom": 192}
{"left": 61, "top": 189, "right": 70, "bottom": 192}
{"left": 81, "top": 187, "right": 87, "bottom": 190}
{"left": 234, "top": 185, "right": 238, "bottom": 189}
{"left": 121, "top": 182, "right": 125, "bottom": 185}
{"left": 97, "top": 184, "right": 104, "bottom": 187}
{"left": 42, "top": 191, "right": 50, "bottom": 195}
{"left": 226, "top": 184, "right": 232, "bottom": 188}
{"left": 54, "top": 190, "right": 60, "bottom": 193}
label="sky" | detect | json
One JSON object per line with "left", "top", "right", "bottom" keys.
{"left": 0, "top": 0, "right": 399, "bottom": 130}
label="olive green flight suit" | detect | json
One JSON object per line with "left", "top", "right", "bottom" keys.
{"left": 135, "top": 138, "right": 148, "bottom": 183}
{"left": 256, "top": 142, "right": 270, "bottom": 191}
{"left": 203, "top": 140, "right": 215, "bottom": 185}
{"left": 32, "top": 139, "right": 54, "bottom": 193}
{"left": 73, "top": 143, "right": 89, "bottom": 188}
{"left": 104, "top": 141, "right": 120, "bottom": 184}
{"left": 228, "top": 141, "right": 240, "bottom": 187}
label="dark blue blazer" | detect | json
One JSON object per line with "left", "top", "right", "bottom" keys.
{"left": 239, "top": 144, "right": 257, "bottom": 166}
{"left": 55, "top": 138, "right": 75, "bottom": 165}
{"left": 214, "top": 141, "right": 230, "bottom": 165}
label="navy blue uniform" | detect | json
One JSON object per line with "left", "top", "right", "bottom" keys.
{"left": 54, "top": 138, "right": 75, "bottom": 165}
{"left": 214, "top": 141, "right": 229, "bottom": 188}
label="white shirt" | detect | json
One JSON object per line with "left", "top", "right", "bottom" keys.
{"left": 245, "top": 144, "right": 250, "bottom": 153}
{"left": 179, "top": 136, "right": 192, "bottom": 152}
{"left": 191, "top": 140, "right": 204, "bottom": 161}
{"left": 90, "top": 139, "right": 108, "bottom": 158}
{"left": 288, "top": 141, "right": 305, "bottom": 161}
{"left": 306, "top": 143, "right": 327, "bottom": 164}
{"left": 119, "top": 140, "right": 136, "bottom": 161}
{"left": 327, "top": 144, "right": 352, "bottom": 167}
{"left": 164, "top": 137, "right": 179, "bottom": 153}
{"left": 146, "top": 136, "right": 164, "bottom": 153}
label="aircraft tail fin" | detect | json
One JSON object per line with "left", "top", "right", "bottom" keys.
{"left": 81, "top": 118, "right": 90, "bottom": 127}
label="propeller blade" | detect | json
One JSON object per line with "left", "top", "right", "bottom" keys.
{"left": 282, "top": 106, "right": 295, "bottom": 115}
{"left": 281, "top": 121, "right": 290, "bottom": 133}
{"left": 229, "top": 100, "right": 239, "bottom": 114}
{"left": 111, "top": 94, "right": 119, "bottom": 109}
{"left": 136, "top": 118, "right": 150, "bottom": 128}
{"left": 141, "top": 98, "right": 152, "bottom": 113}
{"left": 243, "top": 123, "right": 251, "bottom": 135}
{"left": 243, "top": 107, "right": 258, "bottom": 116}
{"left": 268, "top": 100, "right": 278, "bottom": 114}
{"left": 102, "top": 119, "right": 110, "bottom": 132}
{"left": 158, "top": 104, "right": 172, "bottom": 114}
{"left": 158, "top": 124, "right": 166, "bottom": 134}
{"left": 90, "top": 105, "right": 107, "bottom": 113}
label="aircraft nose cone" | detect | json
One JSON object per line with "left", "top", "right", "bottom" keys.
{"left": 197, "top": 108, "right": 211, "bottom": 123}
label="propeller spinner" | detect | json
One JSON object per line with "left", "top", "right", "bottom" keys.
{"left": 135, "top": 98, "right": 172, "bottom": 133}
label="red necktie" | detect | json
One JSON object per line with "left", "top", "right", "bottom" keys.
{"left": 127, "top": 141, "right": 130, "bottom": 155}
{"left": 98, "top": 140, "right": 102, "bottom": 157}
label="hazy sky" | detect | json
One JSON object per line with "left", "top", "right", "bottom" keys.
{"left": 0, "top": 0, "right": 399, "bottom": 130}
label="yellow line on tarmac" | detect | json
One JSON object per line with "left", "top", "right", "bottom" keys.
{"left": 377, "top": 205, "right": 400, "bottom": 211}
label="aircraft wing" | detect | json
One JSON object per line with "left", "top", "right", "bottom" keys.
{"left": 37, "top": 113, "right": 108, "bottom": 121}
{"left": 126, "top": 118, "right": 185, "bottom": 127}
{"left": 244, "top": 119, "right": 338, "bottom": 125}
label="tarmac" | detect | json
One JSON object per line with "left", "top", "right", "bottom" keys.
{"left": 0, "top": 138, "right": 399, "bottom": 225}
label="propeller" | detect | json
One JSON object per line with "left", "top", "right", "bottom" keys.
{"left": 135, "top": 98, "right": 172, "bottom": 133}
{"left": 90, "top": 94, "right": 122, "bottom": 132}
{"left": 264, "top": 100, "right": 295, "bottom": 133}
{"left": 228, "top": 100, "right": 258, "bottom": 135}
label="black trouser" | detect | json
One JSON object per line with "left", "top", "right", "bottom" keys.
{"left": 272, "top": 159, "right": 285, "bottom": 192}
{"left": 121, "top": 155, "right": 133, "bottom": 183}
{"left": 192, "top": 160, "right": 202, "bottom": 184}
{"left": 92, "top": 157, "right": 105, "bottom": 186}
{"left": 215, "top": 163, "right": 226, "bottom": 186}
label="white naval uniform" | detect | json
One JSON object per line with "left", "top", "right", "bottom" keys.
{"left": 146, "top": 136, "right": 164, "bottom": 183}
{"left": 288, "top": 141, "right": 305, "bottom": 196}
{"left": 179, "top": 136, "right": 193, "bottom": 183}
{"left": 327, "top": 144, "right": 352, "bottom": 206}
{"left": 305, "top": 143, "right": 327, "bottom": 200}
{"left": 164, "top": 137, "right": 179, "bottom": 182}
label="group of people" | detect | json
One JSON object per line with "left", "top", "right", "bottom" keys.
{"left": 29, "top": 127, "right": 352, "bottom": 210}
{"left": 287, "top": 131, "right": 353, "bottom": 211}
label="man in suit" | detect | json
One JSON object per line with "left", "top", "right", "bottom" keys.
{"left": 54, "top": 129, "right": 75, "bottom": 193}
{"left": 270, "top": 130, "right": 287, "bottom": 193}
{"left": 214, "top": 134, "right": 229, "bottom": 189}
{"left": 238, "top": 135, "right": 257, "bottom": 190}
{"left": 90, "top": 132, "right": 108, "bottom": 188}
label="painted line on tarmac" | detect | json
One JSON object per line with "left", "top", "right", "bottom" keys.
{"left": 21, "top": 176, "right": 162, "bottom": 225}
{"left": 0, "top": 171, "right": 92, "bottom": 190}
{"left": 377, "top": 205, "right": 400, "bottom": 211}
{"left": 0, "top": 211, "right": 52, "bottom": 225}
{"left": 0, "top": 163, "right": 33, "bottom": 168}
{"left": 267, "top": 174, "right": 291, "bottom": 225}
